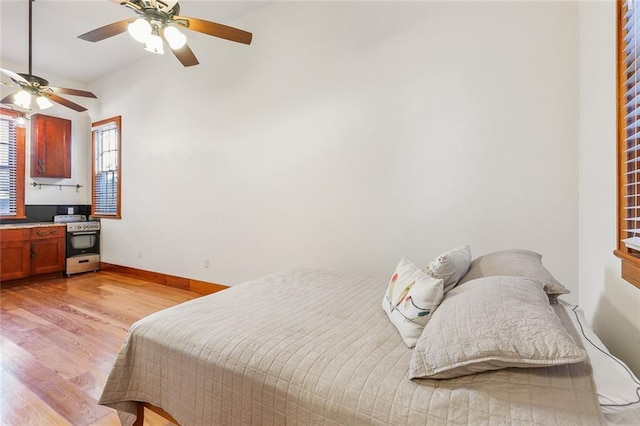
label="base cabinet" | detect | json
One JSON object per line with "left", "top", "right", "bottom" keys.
{"left": 30, "top": 238, "right": 65, "bottom": 275}
{"left": 0, "top": 226, "right": 65, "bottom": 282}
{"left": 1, "top": 240, "right": 31, "bottom": 281}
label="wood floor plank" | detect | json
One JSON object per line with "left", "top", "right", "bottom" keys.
{"left": 1, "top": 339, "right": 111, "bottom": 425}
{"left": 0, "top": 271, "right": 203, "bottom": 425}
{"left": 0, "top": 368, "right": 72, "bottom": 426}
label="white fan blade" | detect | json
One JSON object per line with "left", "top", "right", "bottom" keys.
{"left": 0, "top": 68, "right": 28, "bottom": 84}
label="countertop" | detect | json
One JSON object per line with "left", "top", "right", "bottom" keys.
{"left": 0, "top": 222, "right": 66, "bottom": 230}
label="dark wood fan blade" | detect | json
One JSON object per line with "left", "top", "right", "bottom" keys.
{"left": 48, "top": 94, "right": 88, "bottom": 112}
{"left": 0, "top": 68, "right": 28, "bottom": 84}
{"left": 78, "top": 19, "right": 135, "bottom": 42}
{"left": 49, "top": 87, "right": 97, "bottom": 98}
{"left": 0, "top": 92, "right": 17, "bottom": 105}
{"left": 174, "top": 15, "right": 252, "bottom": 45}
{"left": 168, "top": 43, "right": 199, "bottom": 67}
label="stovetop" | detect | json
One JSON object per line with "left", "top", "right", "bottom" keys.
{"left": 53, "top": 214, "right": 87, "bottom": 223}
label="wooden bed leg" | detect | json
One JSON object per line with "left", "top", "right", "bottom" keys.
{"left": 133, "top": 402, "right": 145, "bottom": 426}
{"left": 132, "top": 401, "right": 180, "bottom": 425}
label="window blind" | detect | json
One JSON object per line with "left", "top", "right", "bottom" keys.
{"left": 0, "top": 114, "right": 18, "bottom": 216}
{"left": 92, "top": 119, "right": 119, "bottom": 216}
{"left": 621, "top": 0, "right": 640, "bottom": 251}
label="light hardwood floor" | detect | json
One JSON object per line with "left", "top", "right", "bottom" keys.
{"left": 0, "top": 271, "right": 203, "bottom": 425}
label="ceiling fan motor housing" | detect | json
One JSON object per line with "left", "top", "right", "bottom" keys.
{"left": 16, "top": 74, "right": 49, "bottom": 89}
{"left": 136, "top": 0, "right": 180, "bottom": 19}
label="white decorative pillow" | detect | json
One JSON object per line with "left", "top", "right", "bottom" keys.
{"left": 382, "top": 258, "right": 444, "bottom": 348}
{"left": 457, "top": 249, "right": 570, "bottom": 296}
{"left": 424, "top": 245, "right": 471, "bottom": 293}
{"left": 409, "top": 276, "right": 586, "bottom": 379}
{"left": 562, "top": 302, "right": 640, "bottom": 413}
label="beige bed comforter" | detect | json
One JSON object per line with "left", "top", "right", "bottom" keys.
{"left": 99, "top": 268, "right": 604, "bottom": 425}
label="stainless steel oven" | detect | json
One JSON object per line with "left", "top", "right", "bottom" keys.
{"left": 54, "top": 215, "right": 100, "bottom": 275}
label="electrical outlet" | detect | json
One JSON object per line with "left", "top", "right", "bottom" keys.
{"left": 204, "top": 259, "right": 210, "bottom": 269}
{"left": 67, "top": 207, "right": 74, "bottom": 214}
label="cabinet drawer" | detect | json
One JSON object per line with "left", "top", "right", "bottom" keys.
{"left": 30, "top": 226, "right": 65, "bottom": 240}
{"left": 0, "top": 228, "right": 30, "bottom": 242}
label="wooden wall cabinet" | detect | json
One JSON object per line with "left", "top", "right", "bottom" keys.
{"left": 0, "top": 226, "right": 65, "bottom": 282}
{"left": 31, "top": 114, "right": 72, "bottom": 178}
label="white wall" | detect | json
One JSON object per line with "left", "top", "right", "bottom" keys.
{"left": 92, "top": 1, "right": 580, "bottom": 299}
{"left": 1, "top": 60, "right": 93, "bottom": 206}
{"left": 578, "top": 1, "right": 640, "bottom": 375}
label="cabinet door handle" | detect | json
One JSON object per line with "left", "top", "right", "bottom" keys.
{"left": 37, "top": 229, "right": 57, "bottom": 237}
{"left": 30, "top": 243, "right": 36, "bottom": 259}
{"left": 38, "top": 159, "right": 45, "bottom": 174}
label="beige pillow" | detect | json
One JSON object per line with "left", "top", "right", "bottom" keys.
{"left": 424, "top": 245, "right": 471, "bottom": 293}
{"left": 382, "top": 258, "right": 444, "bottom": 348}
{"left": 457, "top": 249, "right": 570, "bottom": 296}
{"left": 409, "top": 276, "right": 586, "bottom": 379}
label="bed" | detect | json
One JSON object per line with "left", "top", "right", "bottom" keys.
{"left": 99, "top": 250, "right": 616, "bottom": 425}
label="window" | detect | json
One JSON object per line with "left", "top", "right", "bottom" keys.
{"left": 616, "top": 0, "right": 640, "bottom": 288}
{"left": 92, "top": 116, "right": 121, "bottom": 218}
{"left": 0, "top": 108, "right": 25, "bottom": 219}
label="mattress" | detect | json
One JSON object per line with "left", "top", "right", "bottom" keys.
{"left": 99, "top": 268, "right": 604, "bottom": 425}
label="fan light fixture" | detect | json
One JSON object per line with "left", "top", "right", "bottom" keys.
{"left": 11, "top": 89, "right": 53, "bottom": 111}
{"left": 127, "top": 17, "right": 186, "bottom": 55}
{"left": 36, "top": 95, "right": 53, "bottom": 109}
{"left": 15, "top": 114, "right": 27, "bottom": 128}
{"left": 163, "top": 26, "right": 186, "bottom": 49}
{"left": 14, "top": 90, "right": 32, "bottom": 109}
{"left": 144, "top": 29, "right": 164, "bottom": 54}
{"left": 127, "top": 18, "right": 152, "bottom": 42}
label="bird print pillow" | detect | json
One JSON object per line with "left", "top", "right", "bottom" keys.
{"left": 382, "top": 258, "right": 445, "bottom": 348}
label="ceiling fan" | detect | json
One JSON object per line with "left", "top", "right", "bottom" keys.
{"left": 78, "top": 0, "right": 253, "bottom": 67}
{"left": 0, "top": 0, "right": 97, "bottom": 112}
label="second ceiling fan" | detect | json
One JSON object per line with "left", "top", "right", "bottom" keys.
{"left": 78, "top": 0, "right": 253, "bottom": 67}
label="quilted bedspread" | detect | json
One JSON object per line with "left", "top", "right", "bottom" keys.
{"left": 99, "top": 268, "right": 604, "bottom": 425}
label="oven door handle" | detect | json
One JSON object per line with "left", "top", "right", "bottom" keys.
{"left": 69, "top": 231, "right": 98, "bottom": 236}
